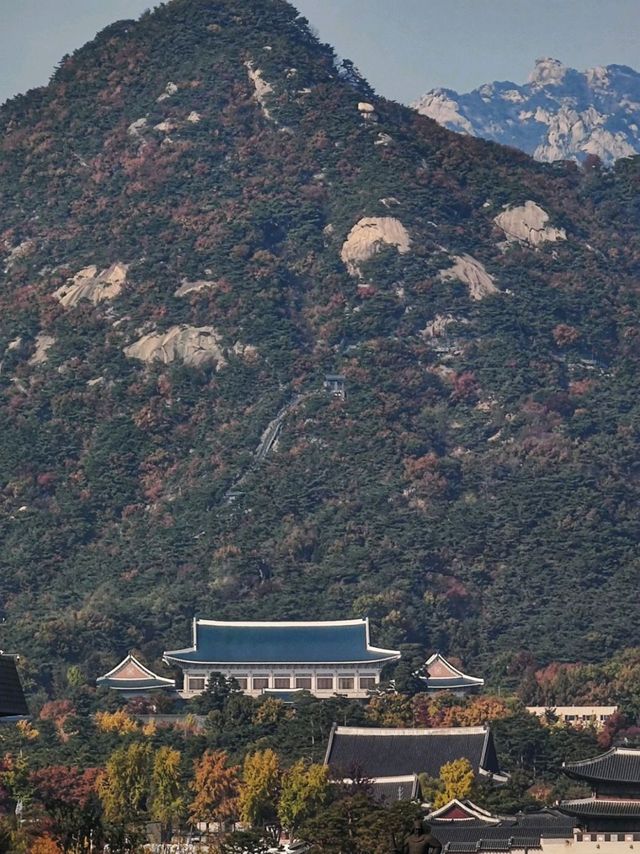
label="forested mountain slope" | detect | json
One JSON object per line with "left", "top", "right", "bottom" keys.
{"left": 1, "top": 0, "right": 640, "bottom": 692}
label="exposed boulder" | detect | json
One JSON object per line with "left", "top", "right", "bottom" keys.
{"left": 439, "top": 254, "right": 499, "bottom": 300}
{"left": 53, "top": 262, "right": 128, "bottom": 308}
{"left": 157, "top": 81, "right": 178, "bottom": 102}
{"left": 174, "top": 279, "right": 214, "bottom": 297}
{"left": 127, "top": 117, "right": 147, "bottom": 137}
{"left": 28, "top": 333, "right": 56, "bottom": 365}
{"left": 340, "top": 217, "right": 411, "bottom": 277}
{"left": 245, "top": 61, "right": 274, "bottom": 120}
{"left": 494, "top": 201, "right": 567, "bottom": 246}
{"left": 123, "top": 325, "right": 227, "bottom": 369}
{"left": 422, "top": 314, "right": 458, "bottom": 338}
{"left": 3, "top": 239, "right": 36, "bottom": 272}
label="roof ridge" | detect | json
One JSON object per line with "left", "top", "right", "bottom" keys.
{"left": 563, "top": 747, "right": 618, "bottom": 767}
{"left": 195, "top": 618, "right": 369, "bottom": 627}
{"left": 334, "top": 725, "right": 489, "bottom": 736}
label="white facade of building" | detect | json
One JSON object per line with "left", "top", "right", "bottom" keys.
{"left": 527, "top": 706, "right": 618, "bottom": 729}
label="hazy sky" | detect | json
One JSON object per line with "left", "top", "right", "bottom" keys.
{"left": 2, "top": 0, "right": 639, "bottom": 106}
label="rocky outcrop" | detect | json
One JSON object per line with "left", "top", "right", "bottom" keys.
{"left": 340, "top": 217, "right": 411, "bottom": 276}
{"left": 28, "top": 333, "right": 56, "bottom": 365}
{"left": 413, "top": 58, "right": 640, "bottom": 166}
{"left": 245, "top": 61, "right": 274, "bottom": 120}
{"left": 124, "top": 325, "right": 227, "bottom": 369}
{"left": 54, "top": 263, "right": 128, "bottom": 308}
{"left": 3, "top": 239, "right": 36, "bottom": 272}
{"left": 174, "top": 279, "right": 214, "bottom": 297}
{"left": 422, "top": 314, "right": 458, "bottom": 338}
{"left": 439, "top": 254, "right": 499, "bottom": 300}
{"left": 494, "top": 202, "right": 566, "bottom": 246}
{"left": 157, "top": 81, "right": 178, "bottom": 102}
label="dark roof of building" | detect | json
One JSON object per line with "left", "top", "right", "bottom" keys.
{"left": 432, "top": 809, "right": 574, "bottom": 851}
{"left": 96, "top": 654, "right": 175, "bottom": 692}
{"left": 558, "top": 798, "right": 640, "bottom": 818}
{"left": 0, "top": 654, "right": 29, "bottom": 720}
{"left": 370, "top": 775, "right": 421, "bottom": 804}
{"left": 563, "top": 748, "right": 640, "bottom": 784}
{"left": 164, "top": 619, "right": 400, "bottom": 666}
{"left": 325, "top": 725, "right": 505, "bottom": 781}
{"left": 421, "top": 653, "right": 485, "bottom": 691}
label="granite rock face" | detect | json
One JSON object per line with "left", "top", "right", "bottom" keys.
{"left": 494, "top": 201, "right": 566, "bottom": 246}
{"left": 414, "top": 58, "right": 640, "bottom": 165}
{"left": 340, "top": 217, "right": 411, "bottom": 277}
{"left": 124, "top": 325, "right": 227, "bottom": 369}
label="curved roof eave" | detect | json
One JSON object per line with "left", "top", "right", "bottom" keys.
{"left": 163, "top": 654, "right": 399, "bottom": 665}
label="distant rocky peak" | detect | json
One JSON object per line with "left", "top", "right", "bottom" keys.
{"left": 528, "top": 57, "right": 568, "bottom": 87}
{"left": 413, "top": 58, "right": 640, "bottom": 165}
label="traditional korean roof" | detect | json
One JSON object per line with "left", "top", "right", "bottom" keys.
{"left": 96, "top": 654, "right": 175, "bottom": 692}
{"left": 164, "top": 618, "right": 400, "bottom": 666}
{"left": 558, "top": 798, "right": 640, "bottom": 818}
{"left": 431, "top": 808, "right": 574, "bottom": 851}
{"left": 324, "top": 724, "right": 507, "bottom": 782}
{"left": 563, "top": 748, "right": 640, "bottom": 784}
{"left": 422, "top": 653, "right": 485, "bottom": 691}
{"left": 428, "top": 799, "right": 501, "bottom": 823}
{"left": 370, "top": 775, "right": 421, "bottom": 803}
{"left": 0, "top": 654, "right": 29, "bottom": 722}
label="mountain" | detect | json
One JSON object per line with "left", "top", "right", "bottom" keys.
{"left": 413, "top": 58, "right": 640, "bottom": 166}
{"left": 1, "top": 0, "right": 640, "bottom": 693}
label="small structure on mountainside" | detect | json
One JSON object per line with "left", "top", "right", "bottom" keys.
{"left": 164, "top": 618, "right": 400, "bottom": 699}
{"left": 324, "top": 724, "right": 507, "bottom": 803}
{"left": 323, "top": 374, "right": 346, "bottom": 400}
{"left": 527, "top": 706, "right": 618, "bottom": 730}
{"left": 96, "top": 653, "right": 175, "bottom": 698}
{"left": 421, "top": 652, "right": 484, "bottom": 695}
{"left": 427, "top": 798, "right": 574, "bottom": 852}
{"left": 558, "top": 747, "right": 640, "bottom": 832}
{"left": 0, "top": 653, "right": 29, "bottom": 723}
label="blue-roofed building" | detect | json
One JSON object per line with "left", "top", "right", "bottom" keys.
{"left": 96, "top": 654, "right": 175, "bottom": 698}
{"left": 421, "top": 653, "right": 484, "bottom": 695}
{"left": 163, "top": 618, "right": 401, "bottom": 699}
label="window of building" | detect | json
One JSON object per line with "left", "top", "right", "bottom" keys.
{"left": 188, "top": 676, "right": 206, "bottom": 692}
{"left": 253, "top": 677, "right": 270, "bottom": 691}
{"left": 295, "top": 676, "right": 312, "bottom": 690}
{"left": 338, "top": 676, "right": 354, "bottom": 691}
{"left": 317, "top": 676, "right": 334, "bottom": 690}
{"left": 274, "top": 676, "right": 291, "bottom": 689}
{"left": 233, "top": 676, "right": 248, "bottom": 690}
{"left": 359, "top": 676, "right": 377, "bottom": 690}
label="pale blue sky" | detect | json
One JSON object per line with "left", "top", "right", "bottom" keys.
{"left": 1, "top": 0, "right": 639, "bottom": 106}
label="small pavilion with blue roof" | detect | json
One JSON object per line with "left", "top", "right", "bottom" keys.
{"left": 96, "top": 653, "right": 175, "bottom": 698}
{"left": 163, "top": 618, "right": 400, "bottom": 699}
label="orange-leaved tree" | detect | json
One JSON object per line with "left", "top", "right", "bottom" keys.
{"left": 189, "top": 750, "right": 240, "bottom": 829}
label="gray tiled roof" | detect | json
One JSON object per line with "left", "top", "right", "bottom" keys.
{"left": 434, "top": 810, "right": 573, "bottom": 851}
{"left": 563, "top": 748, "right": 640, "bottom": 784}
{"left": 0, "top": 655, "right": 29, "bottom": 720}
{"left": 165, "top": 619, "right": 400, "bottom": 665}
{"left": 326, "top": 725, "right": 502, "bottom": 779}
{"left": 559, "top": 798, "right": 640, "bottom": 817}
{"left": 371, "top": 777, "right": 420, "bottom": 803}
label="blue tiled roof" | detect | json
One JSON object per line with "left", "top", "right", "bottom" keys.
{"left": 96, "top": 676, "right": 174, "bottom": 691}
{"left": 164, "top": 619, "right": 400, "bottom": 665}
